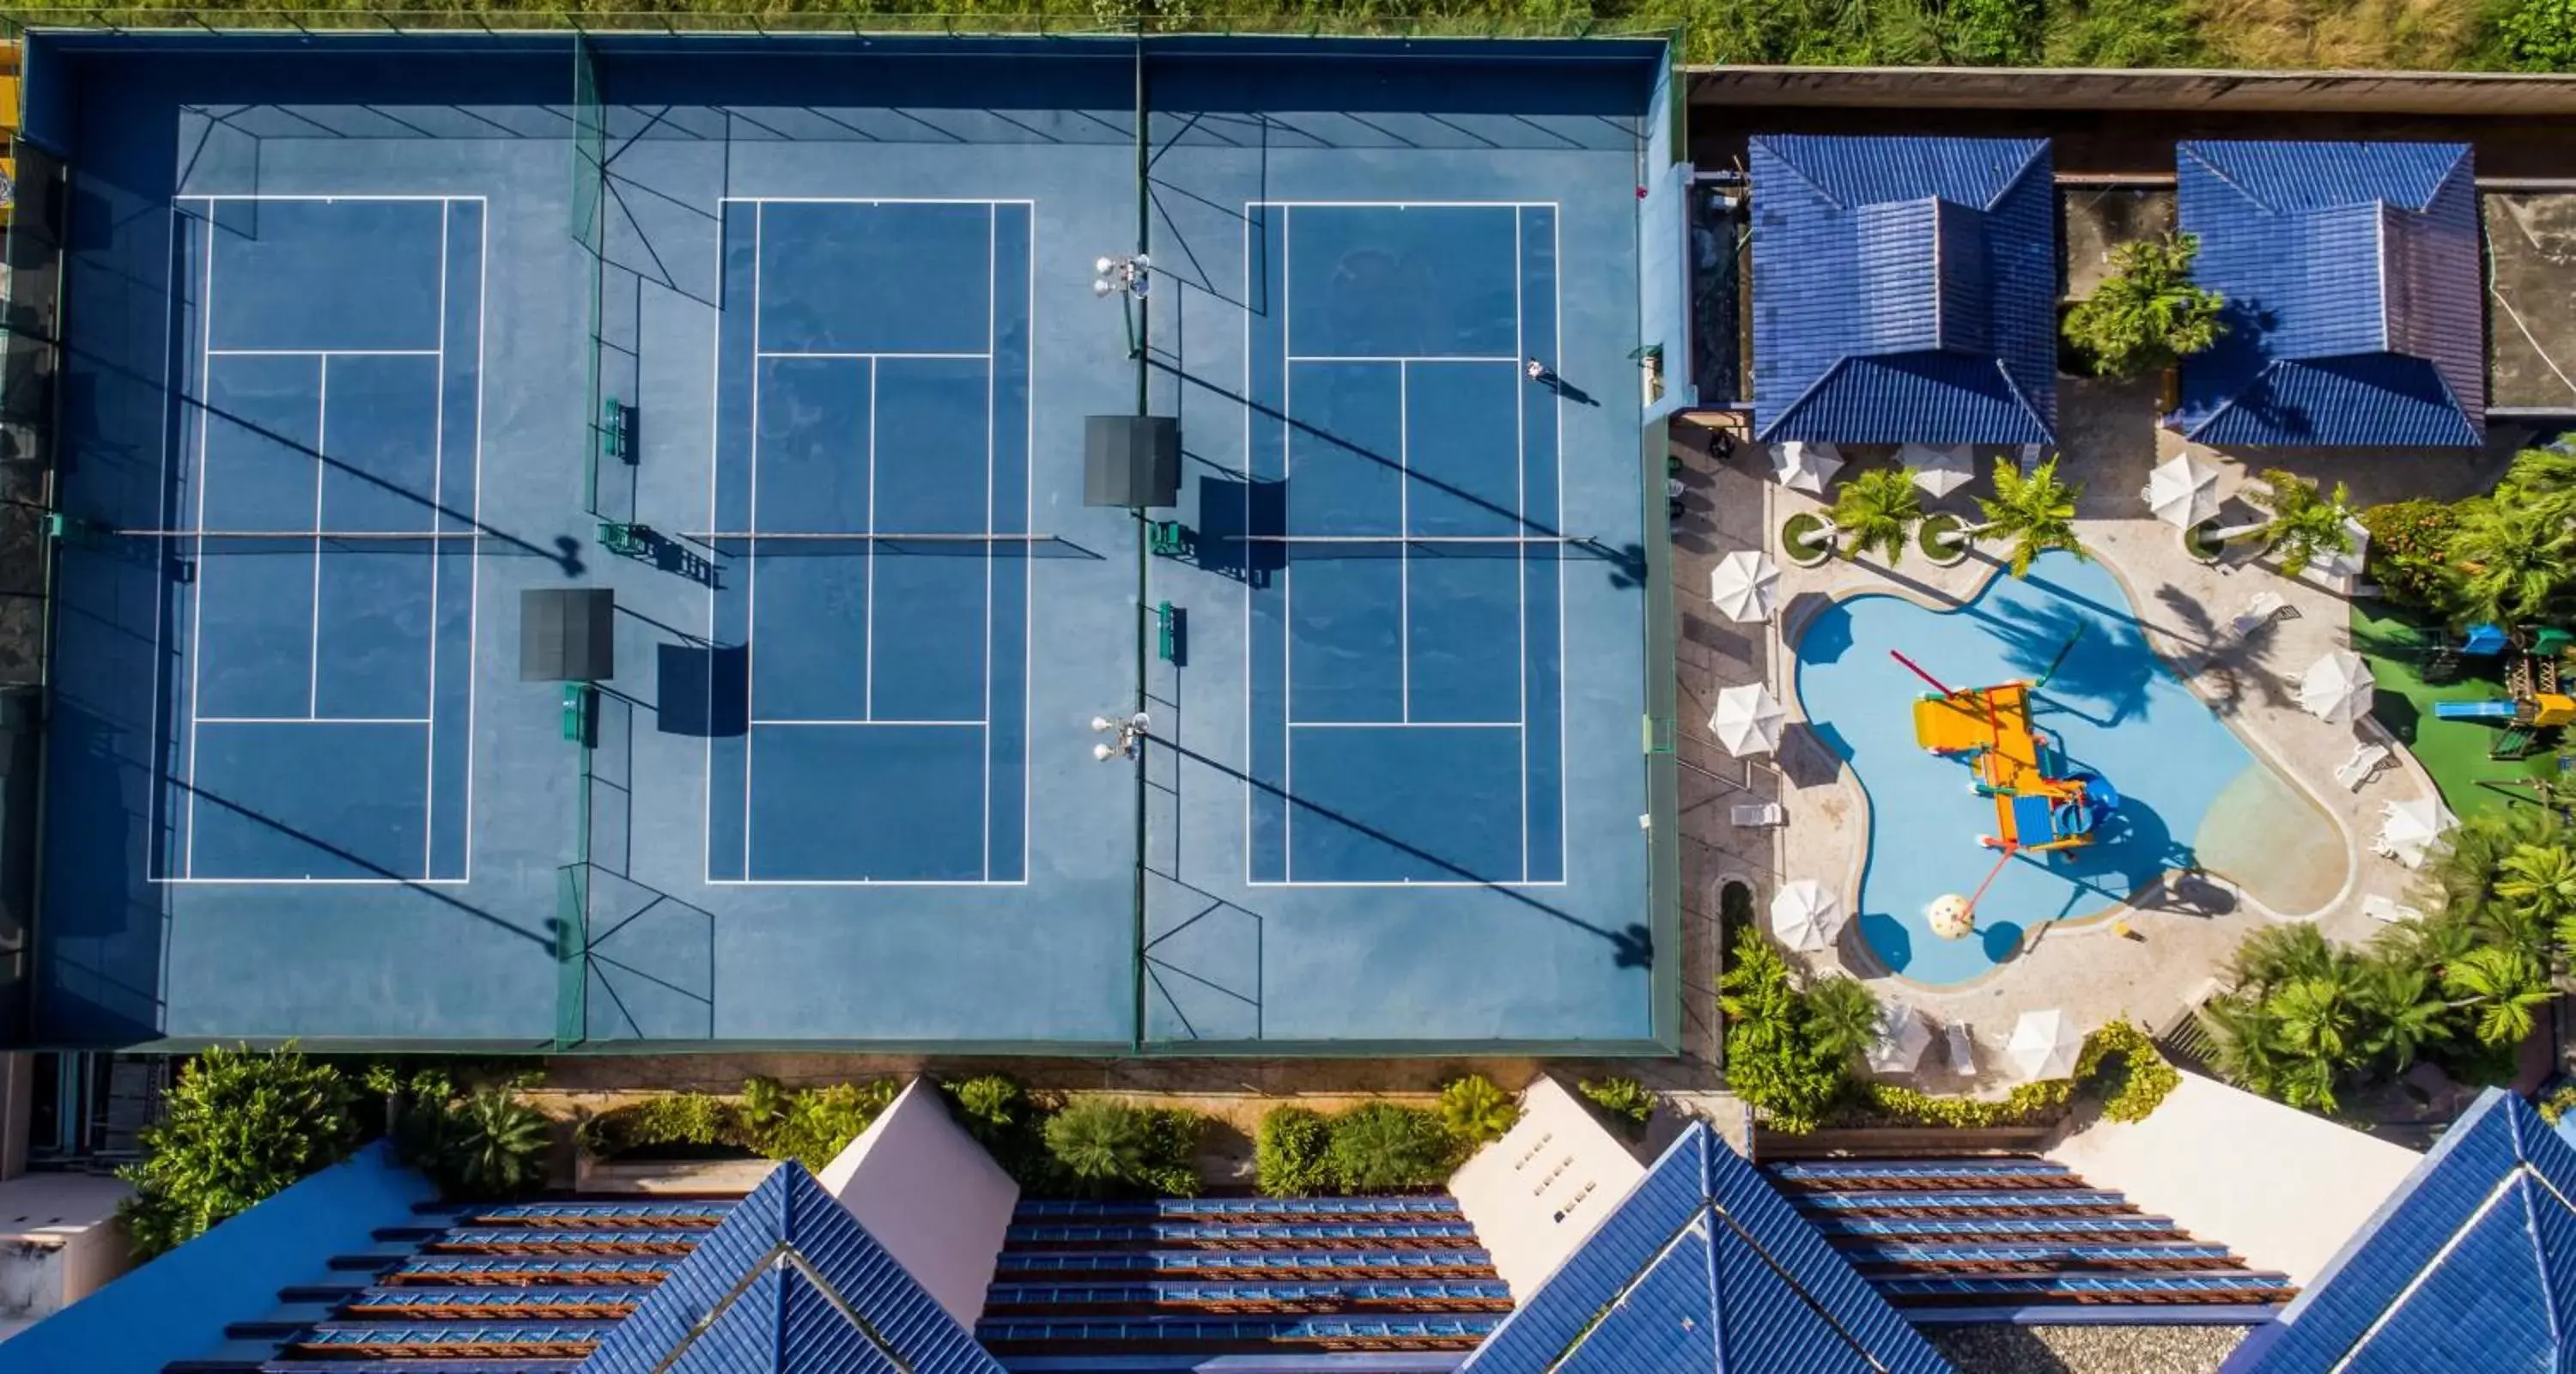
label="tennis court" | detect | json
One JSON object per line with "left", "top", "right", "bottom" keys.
{"left": 1244, "top": 203, "right": 1564, "bottom": 886}
{"left": 156, "top": 195, "right": 486, "bottom": 884}
{"left": 706, "top": 198, "right": 1033, "bottom": 885}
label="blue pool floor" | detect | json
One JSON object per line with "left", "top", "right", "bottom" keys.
{"left": 1792, "top": 552, "right": 2288, "bottom": 986}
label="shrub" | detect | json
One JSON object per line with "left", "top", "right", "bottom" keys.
{"left": 2061, "top": 233, "right": 2226, "bottom": 377}
{"left": 1718, "top": 927, "right": 1850, "bottom": 1133}
{"left": 578, "top": 1079, "right": 897, "bottom": 1171}
{"left": 579, "top": 1091, "right": 744, "bottom": 1158}
{"left": 401, "top": 1086, "right": 553, "bottom": 1200}
{"left": 1040, "top": 1098, "right": 1204, "bottom": 1198}
{"left": 119, "top": 1044, "right": 361, "bottom": 1260}
{"left": 942, "top": 1074, "right": 1053, "bottom": 1186}
{"left": 1437, "top": 1074, "right": 1521, "bottom": 1146}
{"left": 1257, "top": 1108, "right": 1334, "bottom": 1196}
{"left": 1577, "top": 1077, "right": 1658, "bottom": 1136}
{"left": 1134, "top": 1109, "right": 1206, "bottom": 1198}
{"left": 2497, "top": 0, "right": 2576, "bottom": 70}
{"left": 2082, "top": 1021, "right": 2184, "bottom": 1123}
{"left": 2360, "top": 500, "right": 2460, "bottom": 611}
{"left": 2540, "top": 1083, "right": 2576, "bottom": 1126}
{"left": 1324, "top": 1103, "right": 1458, "bottom": 1192}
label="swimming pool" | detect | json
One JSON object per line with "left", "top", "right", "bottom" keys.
{"left": 1791, "top": 552, "right": 2342, "bottom": 986}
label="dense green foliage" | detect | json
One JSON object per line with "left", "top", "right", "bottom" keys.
{"left": 1324, "top": 1103, "right": 1460, "bottom": 1191}
{"left": 1973, "top": 458, "right": 2088, "bottom": 580}
{"left": 1256, "top": 1093, "right": 1500, "bottom": 1195}
{"left": 2360, "top": 500, "right": 2462, "bottom": 611}
{"left": 1830, "top": 467, "right": 1924, "bottom": 567}
{"left": 2062, "top": 233, "right": 2227, "bottom": 377}
{"left": 1577, "top": 1076, "right": 1659, "bottom": 1134}
{"left": 577, "top": 1077, "right": 897, "bottom": 1171}
{"left": 1256, "top": 1107, "right": 1337, "bottom": 1196}
{"left": 2202, "top": 808, "right": 2576, "bottom": 1114}
{"left": 1722, "top": 927, "right": 2178, "bottom": 1132}
{"left": 119, "top": 1044, "right": 361, "bottom": 1260}
{"left": 2245, "top": 469, "right": 2357, "bottom": 580}
{"left": 939, "top": 1076, "right": 1204, "bottom": 1196}
{"left": 2497, "top": 0, "right": 2576, "bottom": 70}
{"left": 398, "top": 1085, "right": 553, "bottom": 1200}
{"left": 1437, "top": 1074, "right": 1521, "bottom": 1145}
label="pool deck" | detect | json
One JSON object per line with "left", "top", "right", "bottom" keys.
{"left": 1672, "top": 372, "right": 2520, "bottom": 1098}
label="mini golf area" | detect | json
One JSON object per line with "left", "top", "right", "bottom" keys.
{"left": 1794, "top": 554, "right": 2342, "bottom": 986}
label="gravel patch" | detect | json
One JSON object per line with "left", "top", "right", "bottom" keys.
{"left": 1925, "top": 1323, "right": 2255, "bottom": 1374}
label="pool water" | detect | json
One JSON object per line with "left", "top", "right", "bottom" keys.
{"left": 1791, "top": 552, "right": 2342, "bottom": 985}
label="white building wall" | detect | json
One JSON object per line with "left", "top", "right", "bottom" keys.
{"left": 817, "top": 1078, "right": 1020, "bottom": 1327}
{"left": 2050, "top": 1071, "right": 2421, "bottom": 1286}
{"left": 1447, "top": 1076, "right": 1646, "bottom": 1299}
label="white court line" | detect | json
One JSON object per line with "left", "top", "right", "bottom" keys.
{"left": 712, "top": 879, "right": 1034, "bottom": 888}
{"left": 206, "top": 348, "right": 440, "bottom": 357}
{"left": 983, "top": 202, "right": 996, "bottom": 883}
{"left": 755, "top": 719, "right": 987, "bottom": 728}
{"left": 191, "top": 193, "right": 463, "bottom": 203}
{"left": 1290, "top": 720, "right": 1522, "bottom": 729}
{"left": 1282, "top": 205, "right": 1295, "bottom": 881}
{"left": 1399, "top": 357, "right": 1409, "bottom": 724}
{"left": 182, "top": 204, "right": 215, "bottom": 878}
{"left": 743, "top": 203, "right": 765, "bottom": 877}
{"left": 461, "top": 198, "right": 489, "bottom": 885}
{"left": 1245, "top": 199, "right": 1555, "bottom": 209}
{"left": 1552, "top": 204, "right": 1567, "bottom": 886}
{"left": 862, "top": 356, "right": 878, "bottom": 720}
{"left": 1291, "top": 355, "right": 1520, "bottom": 364}
{"left": 196, "top": 716, "right": 432, "bottom": 726}
{"left": 758, "top": 350, "right": 990, "bottom": 361}
{"left": 1516, "top": 207, "right": 1528, "bottom": 883}
{"left": 423, "top": 199, "right": 447, "bottom": 879}
{"left": 307, "top": 358, "right": 327, "bottom": 716}
{"left": 702, "top": 204, "right": 727, "bottom": 884}
{"left": 717, "top": 196, "right": 1040, "bottom": 207}
{"left": 1240, "top": 205, "right": 1254, "bottom": 880}
{"left": 146, "top": 200, "right": 184, "bottom": 879}
{"left": 1021, "top": 205, "right": 1037, "bottom": 884}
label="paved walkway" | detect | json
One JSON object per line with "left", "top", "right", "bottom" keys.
{"left": 1671, "top": 374, "right": 2524, "bottom": 1099}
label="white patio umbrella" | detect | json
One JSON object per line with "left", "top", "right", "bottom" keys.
{"left": 2308, "top": 515, "right": 2372, "bottom": 591}
{"left": 1771, "top": 879, "right": 1845, "bottom": 952}
{"left": 2142, "top": 454, "right": 2221, "bottom": 530}
{"left": 1771, "top": 441, "right": 1844, "bottom": 495}
{"left": 2006, "top": 1008, "right": 2084, "bottom": 1081}
{"left": 1709, "top": 684, "right": 1787, "bottom": 758}
{"left": 2296, "top": 650, "right": 2376, "bottom": 724}
{"left": 1866, "top": 1000, "right": 1934, "bottom": 1074}
{"left": 1709, "top": 550, "right": 1782, "bottom": 623}
{"left": 1900, "top": 442, "right": 1976, "bottom": 499}
{"left": 2379, "top": 795, "right": 2458, "bottom": 870}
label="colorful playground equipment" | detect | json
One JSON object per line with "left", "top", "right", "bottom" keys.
{"left": 1894, "top": 651, "right": 2123, "bottom": 938}
{"left": 2431, "top": 623, "right": 2576, "bottom": 760}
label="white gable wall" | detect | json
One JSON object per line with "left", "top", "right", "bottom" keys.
{"left": 817, "top": 1077, "right": 1021, "bottom": 1326}
{"left": 1447, "top": 1076, "right": 1646, "bottom": 1299}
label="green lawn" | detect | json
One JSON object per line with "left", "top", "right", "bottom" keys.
{"left": 2350, "top": 600, "right": 2560, "bottom": 818}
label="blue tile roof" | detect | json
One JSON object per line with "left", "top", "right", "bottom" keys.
{"left": 1751, "top": 135, "right": 2056, "bottom": 447}
{"left": 2227, "top": 1089, "right": 2576, "bottom": 1373}
{"left": 1457, "top": 1124, "right": 1951, "bottom": 1374}
{"left": 2173, "top": 141, "right": 2484, "bottom": 447}
{"left": 577, "top": 1161, "right": 1003, "bottom": 1374}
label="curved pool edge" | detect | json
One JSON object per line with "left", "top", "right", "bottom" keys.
{"left": 1778, "top": 544, "right": 2361, "bottom": 1001}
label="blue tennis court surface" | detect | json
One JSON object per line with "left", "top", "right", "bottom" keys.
{"left": 26, "top": 33, "right": 1672, "bottom": 1052}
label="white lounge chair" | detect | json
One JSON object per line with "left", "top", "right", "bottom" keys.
{"left": 2335, "top": 742, "right": 2392, "bottom": 791}
{"left": 1731, "top": 802, "right": 1784, "bottom": 829}
{"left": 1943, "top": 1023, "right": 1977, "bottom": 1075}
{"left": 2227, "top": 592, "right": 2291, "bottom": 641}
{"left": 2362, "top": 895, "right": 2425, "bottom": 924}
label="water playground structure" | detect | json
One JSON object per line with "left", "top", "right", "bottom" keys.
{"left": 1895, "top": 650, "right": 2123, "bottom": 938}
{"left": 2430, "top": 623, "right": 2576, "bottom": 760}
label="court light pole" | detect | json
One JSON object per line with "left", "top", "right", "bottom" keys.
{"left": 1092, "top": 253, "right": 1152, "bottom": 360}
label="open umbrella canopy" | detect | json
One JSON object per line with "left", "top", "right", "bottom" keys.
{"left": 2379, "top": 794, "right": 2458, "bottom": 869}
{"left": 1772, "top": 441, "right": 1844, "bottom": 495}
{"left": 2142, "top": 454, "right": 2221, "bottom": 530}
{"left": 1709, "top": 550, "right": 1782, "bottom": 623}
{"left": 1771, "top": 879, "right": 1844, "bottom": 951}
{"left": 1866, "top": 1000, "right": 1933, "bottom": 1074}
{"left": 1710, "top": 683, "right": 1787, "bottom": 757}
{"left": 2006, "top": 1008, "right": 2083, "bottom": 1081}
{"left": 1900, "top": 442, "right": 1975, "bottom": 498}
{"left": 2297, "top": 650, "right": 2376, "bottom": 724}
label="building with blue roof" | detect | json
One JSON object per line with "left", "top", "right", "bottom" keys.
{"left": 2220, "top": 1087, "right": 2576, "bottom": 1372}
{"left": 1461, "top": 1123, "right": 1953, "bottom": 1374}
{"left": 1750, "top": 135, "right": 2057, "bottom": 447}
{"left": 2173, "top": 141, "right": 2485, "bottom": 448}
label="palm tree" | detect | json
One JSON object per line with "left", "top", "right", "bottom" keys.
{"left": 1437, "top": 1076, "right": 1520, "bottom": 1146}
{"left": 2421, "top": 809, "right": 2565, "bottom": 956}
{"left": 2500, "top": 842, "right": 2576, "bottom": 949}
{"left": 2198, "top": 994, "right": 2287, "bottom": 1101}
{"left": 2440, "top": 499, "right": 2576, "bottom": 631}
{"left": 1801, "top": 976, "right": 1883, "bottom": 1068}
{"left": 2224, "top": 922, "right": 2342, "bottom": 998}
{"left": 2443, "top": 945, "right": 2555, "bottom": 1049}
{"left": 2207, "top": 470, "right": 2355, "bottom": 578}
{"left": 2497, "top": 446, "right": 2576, "bottom": 523}
{"left": 1827, "top": 468, "right": 1923, "bottom": 566}
{"left": 2060, "top": 232, "right": 2227, "bottom": 376}
{"left": 443, "top": 1088, "right": 551, "bottom": 1199}
{"left": 2270, "top": 972, "right": 2363, "bottom": 1077}
{"left": 2354, "top": 956, "right": 2450, "bottom": 1076}
{"left": 1968, "top": 457, "right": 2087, "bottom": 578}
{"left": 1044, "top": 1098, "right": 1147, "bottom": 1192}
